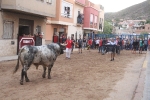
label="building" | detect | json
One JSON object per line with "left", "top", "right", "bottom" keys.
{"left": 46, "top": 0, "right": 74, "bottom": 44}
{"left": 0, "top": 0, "right": 56, "bottom": 57}
{"left": 133, "top": 24, "right": 150, "bottom": 34}
{"left": 95, "top": 4, "right": 104, "bottom": 32}
{"left": 115, "top": 20, "right": 150, "bottom": 35}
{"left": 83, "top": 0, "right": 104, "bottom": 39}
{"left": 67, "top": 0, "right": 84, "bottom": 41}
{"left": 46, "top": 0, "right": 104, "bottom": 43}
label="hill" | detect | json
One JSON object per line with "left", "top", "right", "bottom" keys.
{"left": 105, "top": 0, "right": 150, "bottom": 21}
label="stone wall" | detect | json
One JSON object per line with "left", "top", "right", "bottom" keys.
{"left": 0, "top": 39, "right": 17, "bottom": 57}
{"left": 0, "top": 39, "right": 46, "bottom": 57}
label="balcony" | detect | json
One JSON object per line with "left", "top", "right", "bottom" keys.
{"left": 76, "top": 14, "right": 84, "bottom": 26}
{"left": 1, "top": 0, "right": 56, "bottom": 17}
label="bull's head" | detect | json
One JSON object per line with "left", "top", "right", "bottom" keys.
{"left": 48, "top": 43, "right": 64, "bottom": 56}
{"left": 57, "top": 43, "right": 64, "bottom": 55}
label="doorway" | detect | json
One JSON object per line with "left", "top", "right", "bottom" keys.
{"left": 19, "top": 25, "right": 30, "bottom": 36}
{"left": 17, "top": 19, "right": 34, "bottom": 54}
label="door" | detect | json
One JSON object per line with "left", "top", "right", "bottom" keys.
{"left": 17, "top": 19, "right": 34, "bottom": 54}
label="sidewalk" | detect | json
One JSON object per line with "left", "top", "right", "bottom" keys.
{"left": 142, "top": 50, "right": 150, "bottom": 100}
{"left": 0, "top": 55, "right": 18, "bottom": 62}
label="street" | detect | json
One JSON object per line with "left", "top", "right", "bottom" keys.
{"left": 0, "top": 50, "right": 146, "bottom": 100}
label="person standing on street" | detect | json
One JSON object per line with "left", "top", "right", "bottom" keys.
{"left": 110, "top": 39, "right": 116, "bottom": 61}
{"left": 71, "top": 37, "right": 75, "bottom": 54}
{"left": 96, "top": 38, "right": 100, "bottom": 49}
{"left": 83, "top": 37, "right": 87, "bottom": 50}
{"left": 65, "top": 36, "right": 72, "bottom": 59}
{"left": 144, "top": 39, "right": 148, "bottom": 51}
{"left": 78, "top": 36, "right": 83, "bottom": 53}
{"left": 88, "top": 37, "right": 92, "bottom": 52}
{"left": 139, "top": 39, "right": 144, "bottom": 54}
{"left": 148, "top": 38, "right": 150, "bottom": 51}
{"left": 98, "top": 38, "right": 103, "bottom": 53}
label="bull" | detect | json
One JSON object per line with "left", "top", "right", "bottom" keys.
{"left": 13, "top": 43, "right": 64, "bottom": 85}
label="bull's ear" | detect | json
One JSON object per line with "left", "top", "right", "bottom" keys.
{"left": 20, "top": 47, "right": 25, "bottom": 52}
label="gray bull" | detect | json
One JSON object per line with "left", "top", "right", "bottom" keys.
{"left": 13, "top": 43, "right": 64, "bottom": 85}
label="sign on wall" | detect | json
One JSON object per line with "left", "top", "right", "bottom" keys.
{"left": 61, "top": 0, "right": 73, "bottom": 18}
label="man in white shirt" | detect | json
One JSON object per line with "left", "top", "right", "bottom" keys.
{"left": 96, "top": 38, "right": 100, "bottom": 49}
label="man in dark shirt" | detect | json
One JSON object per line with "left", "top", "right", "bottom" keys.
{"left": 83, "top": 37, "right": 87, "bottom": 50}
{"left": 101, "top": 38, "right": 106, "bottom": 53}
{"left": 132, "top": 39, "right": 137, "bottom": 54}
{"left": 78, "top": 36, "right": 83, "bottom": 53}
{"left": 71, "top": 37, "right": 75, "bottom": 54}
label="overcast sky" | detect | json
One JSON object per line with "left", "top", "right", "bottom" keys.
{"left": 89, "top": 0, "right": 146, "bottom": 12}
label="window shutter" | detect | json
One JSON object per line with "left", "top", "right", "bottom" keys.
{"left": 3, "top": 21, "right": 14, "bottom": 39}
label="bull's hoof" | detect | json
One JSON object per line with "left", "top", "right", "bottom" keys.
{"left": 48, "top": 76, "right": 51, "bottom": 79}
{"left": 26, "top": 79, "right": 30, "bottom": 82}
{"left": 20, "top": 81, "right": 23, "bottom": 85}
{"left": 42, "top": 75, "right": 46, "bottom": 78}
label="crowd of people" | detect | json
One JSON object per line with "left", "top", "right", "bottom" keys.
{"left": 63, "top": 36, "right": 150, "bottom": 60}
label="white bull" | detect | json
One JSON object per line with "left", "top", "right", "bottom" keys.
{"left": 13, "top": 43, "right": 64, "bottom": 85}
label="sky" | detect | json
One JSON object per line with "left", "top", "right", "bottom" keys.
{"left": 89, "top": 0, "right": 146, "bottom": 12}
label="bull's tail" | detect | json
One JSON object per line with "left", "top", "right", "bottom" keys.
{"left": 13, "top": 55, "right": 20, "bottom": 74}
{"left": 13, "top": 48, "right": 24, "bottom": 74}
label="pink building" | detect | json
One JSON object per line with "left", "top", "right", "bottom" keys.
{"left": 83, "top": 0, "right": 99, "bottom": 37}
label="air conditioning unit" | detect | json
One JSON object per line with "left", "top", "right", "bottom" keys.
{"left": 46, "top": 0, "right": 52, "bottom": 4}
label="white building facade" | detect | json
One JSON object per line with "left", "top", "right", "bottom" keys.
{"left": 68, "top": 0, "right": 84, "bottom": 41}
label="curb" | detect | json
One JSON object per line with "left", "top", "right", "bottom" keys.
{"left": 132, "top": 55, "right": 147, "bottom": 100}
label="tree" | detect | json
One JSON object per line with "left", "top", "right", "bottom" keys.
{"left": 146, "top": 19, "right": 150, "bottom": 24}
{"left": 102, "top": 21, "right": 113, "bottom": 34}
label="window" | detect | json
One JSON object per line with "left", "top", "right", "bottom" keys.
{"left": 61, "top": 1, "right": 73, "bottom": 18}
{"left": 90, "top": 14, "right": 93, "bottom": 24}
{"left": 102, "top": 18, "right": 103, "bottom": 23}
{"left": 3, "top": 21, "right": 14, "bottom": 39}
{"left": 100, "top": 18, "right": 101, "bottom": 23}
{"left": 46, "top": 0, "right": 52, "bottom": 4}
{"left": 78, "top": 11, "right": 80, "bottom": 15}
{"left": 143, "top": 27, "right": 145, "bottom": 29}
{"left": 94, "top": 16, "right": 97, "bottom": 24}
{"left": 36, "top": 25, "right": 41, "bottom": 34}
{"left": 53, "top": 28, "right": 57, "bottom": 35}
